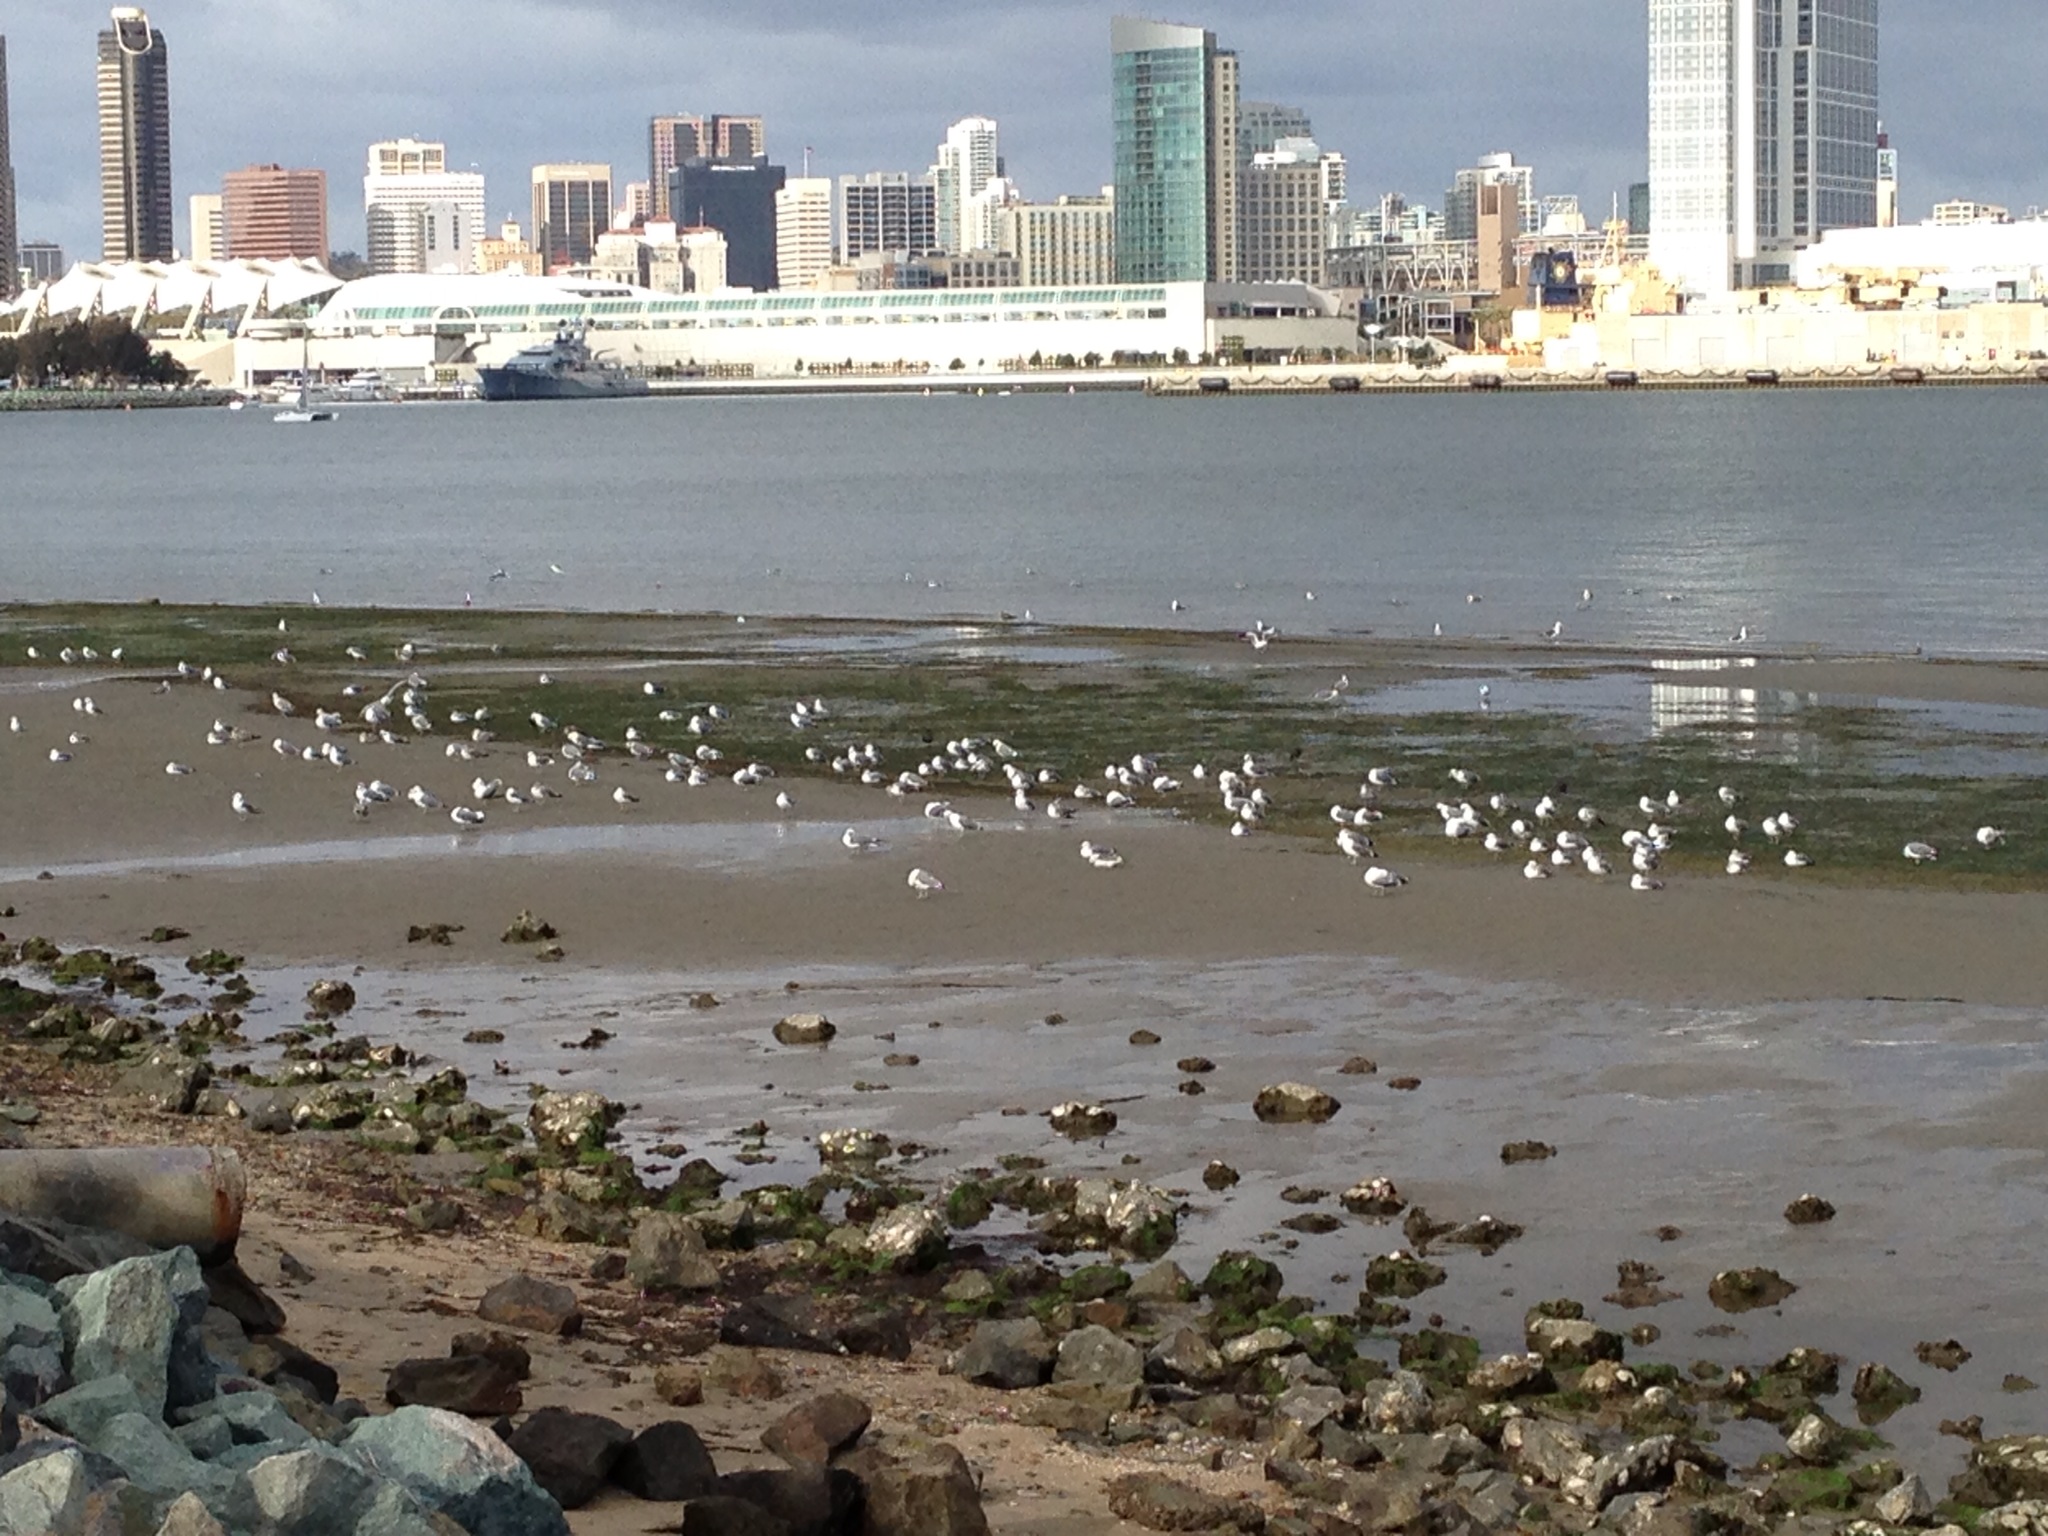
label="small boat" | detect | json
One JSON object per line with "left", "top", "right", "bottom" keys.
{"left": 275, "top": 332, "right": 335, "bottom": 424}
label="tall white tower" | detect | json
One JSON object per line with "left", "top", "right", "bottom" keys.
{"left": 931, "top": 117, "right": 1000, "bottom": 255}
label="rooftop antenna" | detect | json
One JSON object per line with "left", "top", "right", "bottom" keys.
{"left": 804, "top": 145, "right": 815, "bottom": 178}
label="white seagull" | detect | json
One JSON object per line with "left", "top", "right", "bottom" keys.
{"left": 1362, "top": 866, "right": 1407, "bottom": 894}
{"left": 843, "top": 828, "right": 887, "bottom": 853}
{"left": 450, "top": 805, "right": 486, "bottom": 829}
{"left": 165, "top": 762, "right": 194, "bottom": 776}
{"left": 230, "top": 791, "right": 258, "bottom": 817}
{"left": 1630, "top": 871, "right": 1664, "bottom": 892}
{"left": 1977, "top": 826, "right": 2008, "bottom": 849}
{"left": 1783, "top": 850, "right": 1813, "bottom": 868}
{"left": 1903, "top": 842, "right": 1939, "bottom": 864}
{"left": 907, "top": 868, "right": 945, "bottom": 898}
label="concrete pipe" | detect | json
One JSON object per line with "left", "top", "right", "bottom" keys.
{"left": 0, "top": 1146, "right": 246, "bottom": 1263}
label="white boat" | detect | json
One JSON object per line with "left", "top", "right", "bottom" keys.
{"left": 275, "top": 332, "right": 335, "bottom": 424}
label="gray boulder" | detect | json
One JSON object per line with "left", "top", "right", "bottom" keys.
{"left": 349, "top": 1480, "right": 455, "bottom": 1536}
{"left": 503, "top": 1406, "right": 632, "bottom": 1509}
{"left": 344, "top": 1405, "right": 569, "bottom": 1536}
{"left": 628, "top": 1213, "right": 722, "bottom": 1294}
{"left": 153, "top": 1490, "right": 230, "bottom": 1535}
{"left": 55, "top": 1246, "right": 213, "bottom": 1418}
{"left": 859, "top": 1442, "right": 990, "bottom": 1536}
{"left": 953, "top": 1320, "right": 1054, "bottom": 1390}
{"left": 92, "top": 1410, "right": 230, "bottom": 1499}
{"left": 525, "top": 1091, "right": 623, "bottom": 1158}
{"left": 0, "top": 1446, "right": 89, "bottom": 1535}
{"left": 1361, "top": 1370, "right": 1434, "bottom": 1433}
{"left": 247, "top": 1445, "right": 381, "bottom": 1536}
{"left": 36, "top": 1374, "right": 149, "bottom": 1442}
{"left": 1052, "top": 1325, "right": 1143, "bottom": 1389}
{"left": 115, "top": 1052, "right": 210, "bottom": 1114}
{"left": 865, "top": 1207, "right": 949, "bottom": 1272}
{"left": 1876, "top": 1473, "right": 1935, "bottom": 1525}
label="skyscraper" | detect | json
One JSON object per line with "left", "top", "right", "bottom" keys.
{"left": 531, "top": 163, "right": 613, "bottom": 270}
{"left": 668, "top": 157, "right": 783, "bottom": 290}
{"left": 188, "top": 192, "right": 223, "bottom": 261}
{"left": 221, "top": 165, "right": 328, "bottom": 261}
{"left": 0, "top": 36, "right": 17, "bottom": 300}
{"left": 1237, "top": 102, "right": 1312, "bottom": 172}
{"left": 364, "top": 138, "right": 486, "bottom": 274}
{"left": 1648, "top": 0, "right": 1879, "bottom": 295}
{"left": 650, "top": 115, "right": 765, "bottom": 219}
{"left": 1110, "top": 16, "right": 1239, "bottom": 284}
{"left": 1241, "top": 139, "right": 1344, "bottom": 285}
{"left": 838, "top": 172, "right": 938, "bottom": 260}
{"left": 97, "top": 7, "right": 174, "bottom": 262}
{"left": 774, "top": 177, "right": 833, "bottom": 289}
{"left": 1444, "top": 153, "right": 1537, "bottom": 242}
{"left": 931, "top": 117, "right": 1000, "bottom": 255}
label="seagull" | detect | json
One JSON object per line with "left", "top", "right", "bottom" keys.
{"left": 1362, "top": 866, "right": 1406, "bottom": 894}
{"left": 1783, "top": 850, "right": 1813, "bottom": 868}
{"left": 1724, "top": 814, "right": 1747, "bottom": 839}
{"left": 1977, "top": 826, "right": 2008, "bottom": 849}
{"left": 1336, "top": 828, "right": 1374, "bottom": 861}
{"left": 1544, "top": 621, "right": 1563, "bottom": 641}
{"left": 1365, "top": 767, "right": 1397, "bottom": 790}
{"left": 775, "top": 791, "right": 794, "bottom": 812}
{"left": 165, "top": 762, "right": 194, "bottom": 776}
{"left": 1522, "top": 860, "right": 1551, "bottom": 881}
{"left": 230, "top": 791, "right": 258, "bottom": 817}
{"left": 1727, "top": 850, "right": 1752, "bottom": 874}
{"left": 1717, "top": 785, "right": 1740, "bottom": 807}
{"left": 407, "top": 786, "right": 441, "bottom": 810}
{"left": 271, "top": 693, "right": 295, "bottom": 716}
{"left": 1903, "top": 842, "right": 1939, "bottom": 864}
{"left": 907, "top": 868, "right": 945, "bottom": 898}
{"left": 843, "top": 828, "right": 887, "bottom": 853}
{"left": 48, "top": 748, "right": 73, "bottom": 764}
{"left": 1630, "top": 872, "right": 1664, "bottom": 892}
{"left": 1080, "top": 841, "right": 1123, "bottom": 869}
{"left": 450, "top": 805, "right": 486, "bottom": 829}
{"left": 612, "top": 786, "right": 639, "bottom": 808}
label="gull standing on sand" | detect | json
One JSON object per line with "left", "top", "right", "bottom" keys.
{"left": 165, "top": 762, "right": 194, "bottom": 776}
{"left": 1631, "top": 872, "right": 1663, "bottom": 892}
{"left": 843, "top": 828, "right": 887, "bottom": 853}
{"left": 1363, "top": 866, "right": 1406, "bottom": 894}
{"left": 231, "top": 792, "right": 258, "bottom": 817}
{"left": 1080, "top": 841, "right": 1124, "bottom": 870}
{"left": 907, "top": 868, "right": 945, "bottom": 898}
{"left": 450, "top": 806, "right": 486, "bottom": 829}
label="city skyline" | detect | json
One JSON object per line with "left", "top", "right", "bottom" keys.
{"left": 3, "top": 2, "right": 2045, "bottom": 269}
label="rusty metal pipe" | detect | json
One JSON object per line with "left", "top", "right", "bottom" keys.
{"left": 0, "top": 1146, "right": 246, "bottom": 1264}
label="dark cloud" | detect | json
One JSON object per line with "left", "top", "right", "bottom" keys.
{"left": 6, "top": 1, "right": 2043, "bottom": 261}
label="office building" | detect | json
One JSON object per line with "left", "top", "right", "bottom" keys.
{"left": 839, "top": 172, "right": 937, "bottom": 260}
{"left": 667, "top": 156, "right": 783, "bottom": 290}
{"left": 1238, "top": 101, "right": 1312, "bottom": 171}
{"left": 0, "top": 36, "right": 16, "bottom": 301}
{"left": 364, "top": 138, "right": 486, "bottom": 274}
{"left": 98, "top": 7, "right": 174, "bottom": 262}
{"left": 932, "top": 117, "right": 1000, "bottom": 254}
{"left": 962, "top": 176, "right": 1020, "bottom": 255}
{"left": 997, "top": 193, "right": 1117, "bottom": 287}
{"left": 20, "top": 239, "right": 64, "bottom": 284}
{"left": 475, "top": 219, "right": 539, "bottom": 276}
{"left": 188, "top": 192, "right": 223, "bottom": 262}
{"left": 1111, "top": 16, "right": 1239, "bottom": 283}
{"left": 775, "top": 177, "right": 833, "bottom": 290}
{"left": 221, "top": 165, "right": 327, "bottom": 261}
{"left": 1628, "top": 181, "right": 1652, "bottom": 235}
{"left": 1241, "top": 138, "right": 1343, "bottom": 285}
{"left": 1930, "top": 200, "right": 2011, "bottom": 227}
{"left": 649, "top": 114, "right": 764, "bottom": 218}
{"left": 679, "top": 227, "right": 728, "bottom": 293}
{"left": 532, "top": 163, "right": 612, "bottom": 269}
{"left": 620, "top": 180, "right": 651, "bottom": 227}
{"left": 1445, "top": 153, "right": 1535, "bottom": 242}
{"left": 1876, "top": 130, "right": 1898, "bottom": 228}
{"left": 1648, "top": 0, "right": 1880, "bottom": 295}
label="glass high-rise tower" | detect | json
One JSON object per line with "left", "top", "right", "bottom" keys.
{"left": 1649, "top": 0, "right": 1878, "bottom": 295}
{"left": 1, "top": 36, "right": 18, "bottom": 299}
{"left": 1111, "top": 16, "right": 1238, "bottom": 284}
{"left": 98, "top": 6, "right": 174, "bottom": 262}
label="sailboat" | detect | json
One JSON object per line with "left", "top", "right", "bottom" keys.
{"left": 274, "top": 329, "right": 336, "bottom": 424}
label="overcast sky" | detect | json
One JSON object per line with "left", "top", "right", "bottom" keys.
{"left": 7, "top": 1, "right": 2045, "bottom": 261}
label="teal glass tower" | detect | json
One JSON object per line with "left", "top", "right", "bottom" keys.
{"left": 1111, "top": 16, "right": 1238, "bottom": 284}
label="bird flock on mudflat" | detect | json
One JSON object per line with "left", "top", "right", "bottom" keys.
{"left": 4, "top": 625, "right": 2019, "bottom": 902}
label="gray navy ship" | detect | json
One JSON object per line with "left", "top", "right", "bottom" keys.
{"left": 478, "top": 328, "right": 650, "bottom": 402}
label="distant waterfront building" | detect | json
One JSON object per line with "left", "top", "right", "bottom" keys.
{"left": 474, "top": 218, "right": 539, "bottom": 276}
{"left": 1648, "top": 0, "right": 1880, "bottom": 295}
{"left": 668, "top": 156, "right": 784, "bottom": 291}
{"left": 1237, "top": 101, "right": 1312, "bottom": 173}
{"left": 532, "top": 163, "right": 612, "bottom": 270}
{"left": 774, "top": 177, "right": 833, "bottom": 289}
{"left": 1930, "top": 199, "right": 2008, "bottom": 227}
{"left": 187, "top": 192, "right": 222, "bottom": 262}
{"left": 997, "top": 192, "right": 1117, "bottom": 287}
{"left": 0, "top": 35, "right": 16, "bottom": 300}
{"left": 839, "top": 171, "right": 937, "bottom": 260}
{"left": 221, "top": 165, "right": 327, "bottom": 261}
{"left": 20, "top": 239, "right": 64, "bottom": 284}
{"left": 1445, "top": 153, "right": 1535, "bottom": 242}
{"left": 931, "top": 117, "right": 1000, "bottom": 255}
{"left": 619, "top": 180, "right": 651, "bottom": 227}
{"left": 649, "top": 114, "right": 764, "bottom": 219}
{"left": 1875, "top": 130, "right": 1898, "bottom": 228}
{"left": 1111, "top": 16, "right": 1240, "bottom": 283}
{"left": 1628, "top": 181, "right": 1652, "bottom": 236}
{"left": 679, "top": 227, "right": 728, "bottom": 293}
{"left": 98, "top": 6, "right": 174, "bottom": 262}
{"left": 1241, "top": 139, "right": 1343, "bottom": 284}
{"left": 364, "top": 139, "right": 485, "bottom": 275}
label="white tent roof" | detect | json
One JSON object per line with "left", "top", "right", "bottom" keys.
{"left": 2, "top": 258, "right": 343, "bottom": 321}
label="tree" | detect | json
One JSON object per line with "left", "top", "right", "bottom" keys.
{"left": 1082, "top": 351, "right": 1102, "bottom": 368}
{"left": 327, "top": 251, "right": 372, "bottom": 281}
{"left": 1, "top": 316, "right": 190, "bottom": 386}
{"left": 1172, "top": 348, "right": 1191, "bottom": 366}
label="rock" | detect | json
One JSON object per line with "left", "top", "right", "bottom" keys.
{"left": 1784, "top": 1193, "right": 1836, "bottom": 1225}
{"left": 38, "top": 1375, "right": 149, "bottom": 1442}
{"left": 1505, "top": 1419, "right": 1595, "bottom": 1487}
{"left": 1135, "top": 1327, "right": 1220, "bottom": 1390}
{"left": 864, "top": 1206, "right": 948, "bottom": 1272}
{"left": 476, "top": 1274, "right": 583, "bottom": 1336}
{"left": 114, "top": 1052, "right": 210, "bottom": 1114}
{"left": 1200, "top": 1251, "right": 1284, "bottom": 1313}
{"left": 55, "top": 1246, "right": 213, "bottom": 1419}
{"left": 954, "top": 1320, "right": 1055, "bottom": 1391}
{"left": 1253, "top": 1083, "right": 1340, "bottom": 1124}
{"left": 405, "top": 1199, "right": 465, "bottom": 1233}
{"left": 1961, "top": 1438, "right": 2048, "bottom": 1504}
{"left": 361, "top": 1118, "right": 425, "bottom": 1154}
{"left": 1524, "top": 1315, "right": 1625, "bottom": 1368}
{"left": 1851, "top": 1361, "right": 1922, "bottom": 1424}
{"left": 1053, "top": 1325, "right": 1143, "bottom": 1389}
{"left": 613, "top": 1419, "right": 720, "bottom": 1501}
{"left": 1706, "top": 1268, "right": 1797, "bottom": 1312}
{"left": 1106, "top": 1472, "right": 1242, "bottom": 1531}
{"left": 1500, "top": 1140, "right": 1556, "bottom": 1164}
{"left": 1606, "top": 1260, "right": 1682, "bottom": 1310}
{"left": 525, "top": 1090, "right": 624, "bottom": 1158}
{"left": 152, "top": 1490, "right": 229, "bottom": 1535}
{"left": 629, "top": 1213, "right": 723, "bottom": 1293}
{"left": 1917, "top": 1339, "right": 1973, "bottom": 1372}
{"left": 1338, "top": 1056, "right": 1377, "bottom": 1075}
{"left": 1201, "top": 1161, "right": 1240, "bottom": 1191}
{"left": 705, "top": 1346, "right": 786, "bottom": 1401}
{"left": 1876, "top": 1473, "right": 1935, "bottom": 1524}
{"left": 715, "top": 1466, "right": 863, "bottom": 1535}
{"left": 247, "top": 1444, "right": 379, "bottom": 1532}
{"left": 816, "top": 1128, "right": 891, "bottom": 1164}
{"left": 91, "top": 1409, "right": 223, "bottom": 1498}
{"left": 1218, "top": 1326, "right": 1294, "bottom": 1366}
{"left": 202, "top": 1258, "right": 288, "bottom": 1336}
{"left": 306, "top": 979, "right": 357, "bottom": 1016}
{"left": 774, "top": 1013, "right": 836, "bottom": 1046}
{"left": 1275, "top": 1384, "right": 1347, "bottom": 1433}
{"left": 1130, "top": 1029, "right": 1162, "bottom": 1046}
{"left": 504, "top": 1406, "right": 632, "bottom": 1509}
{"left": 857, "top": 1442, "right": 989, "bottom": 1536}
{"left": 1467, "top": 1354, "right": 1555, "bottom": 1400}
{"left": 762, "top": 1393, "right": 872, "bottom": 1465}
{"left": 344, "top": 1405, "right": 568, "bottom": 1536}
{"left": 385, "top": 1354, "right": 525, "bottom": 1417}
{"left": 1576, "top": 1435, "right": 1681, "bottom": 1509}
{"left": 1048, "top": 1102, "right": 1117, "bottom": 1138}
{"left": 1178, "top": 1057, "right": 1217, "bottom": 1074}
{"left": 514, "top": 1191, "right": 628, "bottom": 1247}
{"left": 656, "top": 1363, "right": 705, "bottom": 1407}
{"left": 669, "top": 1496, "right": 794, "bottom": 1534}
{"left": 0, "top": 1447, "right": 89, "bottom": 1536}
{"left": 1341, "top": 1178, "right": 1405, "bottom": 1217}
{"left": 1363, "top": 1251, "right": 1445, "bottom": 1299}
{"left": 500, "top": 911, "right": 557, "bottom": 944}
{"left": 1785, "top": 1414, "right": 1840, "bottom": 1464}
{"left": 1128, "top": 1261, "right": 1193, "bottom": 1304}
{"left": 1361, "top": 1370, "right": 1434, "bottom": 1433}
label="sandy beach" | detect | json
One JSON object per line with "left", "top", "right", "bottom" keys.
{"left": 3, "top": 608, "right": 2047, "bottom": 1532}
